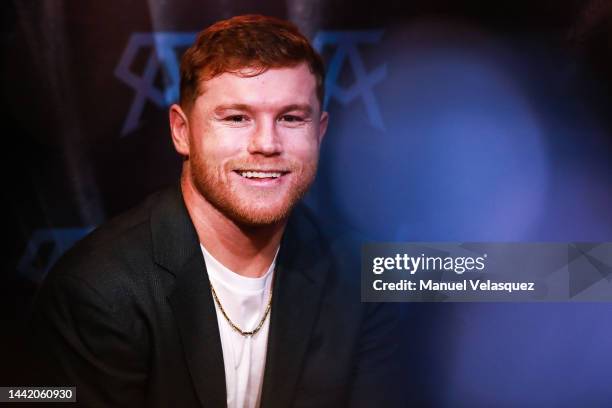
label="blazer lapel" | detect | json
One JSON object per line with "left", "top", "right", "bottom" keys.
{"left": 168, "top": 253, "right": 226, "bottom": 408}
{"left": 151, "top": 186, "right": 226, "bottom": 408}
{"left": 260, "top": 208, "right": 332, "bottom": 408}
{"left": 149, "top": 187, "right": 330, "bottom": 408}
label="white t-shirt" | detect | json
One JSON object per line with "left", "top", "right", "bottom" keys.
{"left": 200, "top": 244, "right": 276, "bottom": 408}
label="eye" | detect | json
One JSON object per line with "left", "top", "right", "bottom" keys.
{"left": 224, "top": 115, "right": 249, "bottom": 123}
{"left": 279, "top": 115, "right": 304, "bottom": 123}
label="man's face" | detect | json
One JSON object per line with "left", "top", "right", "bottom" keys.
{"left": 177, "top": 63, "right": 328, "bottom": 226}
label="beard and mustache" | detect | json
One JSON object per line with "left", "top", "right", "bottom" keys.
{"left": 189, "top": 150, "right": 318, "bottom": 227}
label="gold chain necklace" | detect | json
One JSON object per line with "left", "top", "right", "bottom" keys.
{"left": 209, "top": 279, "right": 273, "bottom": 337}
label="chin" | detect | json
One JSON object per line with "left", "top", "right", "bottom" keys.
{"left": 189, "top": 164, "right": 313, "bottom": 227}
{"left": 225, "top": 200, "right": 295, "bottom": 227}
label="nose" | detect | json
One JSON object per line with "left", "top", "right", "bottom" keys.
{"left": 247, "top": 119, "right": 282, "bottom": 156}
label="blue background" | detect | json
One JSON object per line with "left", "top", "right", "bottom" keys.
{"left": 3, "top": 1, "right": 612, "bottom": 405}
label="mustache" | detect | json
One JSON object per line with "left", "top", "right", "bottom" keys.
{"left": 228, "top": 159, "right": 299, "bottom": 172}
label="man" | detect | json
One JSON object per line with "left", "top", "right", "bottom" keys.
{"left": 29, "top": 15, "right": 404, "bottom": 407}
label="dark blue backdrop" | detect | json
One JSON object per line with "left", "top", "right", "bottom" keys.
{"left": 3, "top": 0, "right": 612, "bottom": 405}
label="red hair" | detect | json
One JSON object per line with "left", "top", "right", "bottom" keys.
{"left": 180, "top": 15, "right": 325, "bottom": 110}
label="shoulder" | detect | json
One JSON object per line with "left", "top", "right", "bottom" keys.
{"left": 288, "top": 203, "right": 361, "bottom": 295}
{"left": 40, "top": 188, "right": 172, "bottom": 304}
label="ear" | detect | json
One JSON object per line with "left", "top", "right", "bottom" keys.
{"left": 318, "top": 111, "right": 329, "bottom": 144}
{"left": 169, "top": 104, "right": 190, "bottom": 156}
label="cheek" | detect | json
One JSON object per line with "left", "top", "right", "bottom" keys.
{"left": 195, "top": 132, "right": 244, "bottom": 163}
{"left": 189, "top": 116, "right": 246, "bottom": 159}
{"left": 283, "top": 127, "right": 321, "bottom": 156}
{"left": 287, "top": 137, "right": 320, "bottom": 163}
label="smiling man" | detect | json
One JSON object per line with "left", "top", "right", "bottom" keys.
{"left": 29, "top": 15, "right": 404, "bottom": 407}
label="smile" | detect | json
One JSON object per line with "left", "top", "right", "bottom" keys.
{"left": 235, "top": 170, "right": 287, "bottom": 179}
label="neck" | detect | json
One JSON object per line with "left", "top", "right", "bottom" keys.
{"left": 181, "top": 173, "right": 286, "bottom": 278}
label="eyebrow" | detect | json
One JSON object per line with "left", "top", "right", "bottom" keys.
{"left": 280, "top": 104, "right": 313, "bottom": 116}
{"left": 213, "top": 103, "right": 314, "bottom": 116}
{"left": 213, "top": 104, "right": 253, "bottom": 115}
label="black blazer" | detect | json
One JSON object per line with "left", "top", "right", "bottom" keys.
{"left": 29, "top": 186, "right": 405, "bottom": 407}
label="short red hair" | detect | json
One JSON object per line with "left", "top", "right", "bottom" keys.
{"left": 180, "top": 15, "right": 325, "bottom": 110}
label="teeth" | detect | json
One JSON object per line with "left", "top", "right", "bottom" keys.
{"left": 238, "top": 171, "right": 282, "bottom": 179}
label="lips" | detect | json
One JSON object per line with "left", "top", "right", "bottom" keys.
{"left": 234, "top": 170, "right": 289, "bottom": 179}
{"left": 238, "top": 170, "right": 282, "bottom": 179}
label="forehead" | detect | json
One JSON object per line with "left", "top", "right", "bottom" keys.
{"left": 196, "top": 63, "right": 318, "bottom": 110}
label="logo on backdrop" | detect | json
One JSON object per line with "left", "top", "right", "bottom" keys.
{"left": 17, "top": 227, "right": 95, "bottom": 283}
{"left": 115, "top": 30, "right": 386, "bottom": 136}
{"left": 313, "top": 31, "right": 386, "bottom": 130}
{"left": 115, "top": 33, "right": 195, "bottom": 135}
